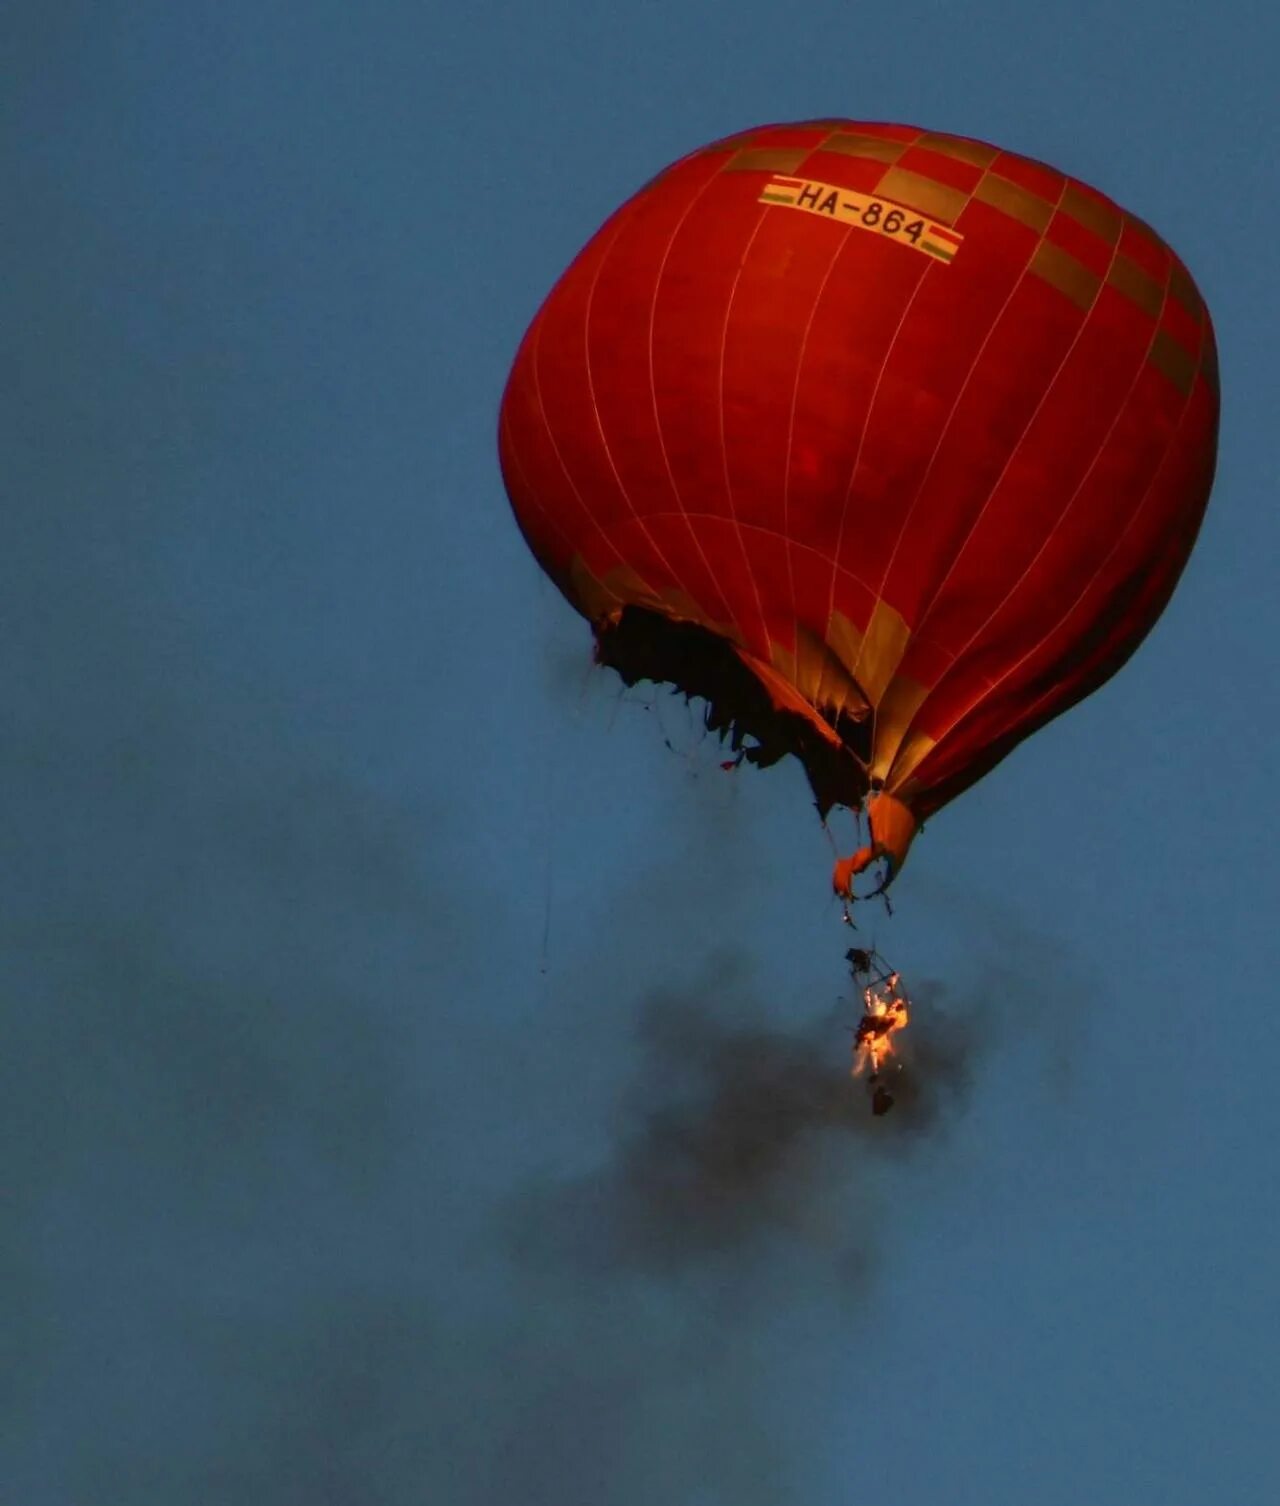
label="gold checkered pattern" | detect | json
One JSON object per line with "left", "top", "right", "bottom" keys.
{"left": 713, "top": 122, "right": 1212, "bottom": 396}
{"left": 823, "top": 131, "right": 906, "bottom": 164}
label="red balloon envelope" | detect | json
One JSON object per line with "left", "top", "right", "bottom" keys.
{"left": 499, "top": 120, "right": 1218, "bottom": 884}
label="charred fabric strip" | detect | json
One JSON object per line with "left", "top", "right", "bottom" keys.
{"left": 595, "top": 608, "right": 870, "bottom": 815}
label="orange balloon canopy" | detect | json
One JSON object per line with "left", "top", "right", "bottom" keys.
{"left": 499, "top": 120, "right": 1218, "bottom": 878}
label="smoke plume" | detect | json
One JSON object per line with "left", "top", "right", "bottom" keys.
{"left": 510, "top": 953, "right": 979, "bottom": 1280}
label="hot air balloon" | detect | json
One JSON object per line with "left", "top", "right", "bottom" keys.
{"left": 499, "top": 120, "right": 1218, "bottom": 895}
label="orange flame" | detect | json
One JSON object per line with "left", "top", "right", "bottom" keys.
{"left": 852, "top": 974, "right": 910, "bottom": 1079}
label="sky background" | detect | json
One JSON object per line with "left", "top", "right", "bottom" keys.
{"left": 6, "top": 2, "right": 1279, "bottom": 1502}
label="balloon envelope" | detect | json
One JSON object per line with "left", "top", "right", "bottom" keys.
{"left": 500, "top": 120, "right": 1218, "bottom": 873}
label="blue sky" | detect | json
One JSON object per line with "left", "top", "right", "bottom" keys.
{"left": 6, "top": 2, "right": 1278, "bottom": 1502}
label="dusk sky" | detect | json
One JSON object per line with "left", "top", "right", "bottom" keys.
{"left": 7, "top": 3, "right": 1279, "bottom": 1502}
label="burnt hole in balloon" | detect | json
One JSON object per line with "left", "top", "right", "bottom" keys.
{"left": 595, "top": 608, "right": 871, "bottom": 817}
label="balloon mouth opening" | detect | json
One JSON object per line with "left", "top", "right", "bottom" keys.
{"left": 593, "top": 606, "right": 872, "bottom": 814}
{"left": 831, "top": 792, "right": 918, "bottom": 901}
{"left": 866, "top": 792, "right": 917, "bottom": 877}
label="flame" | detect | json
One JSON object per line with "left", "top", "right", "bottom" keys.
{"left": 852, "top": 973, "right": 910, "bottom": 1079}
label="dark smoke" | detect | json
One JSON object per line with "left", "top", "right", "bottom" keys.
{"left": 510, "top": 954, "right": 979, "bottom": 1279}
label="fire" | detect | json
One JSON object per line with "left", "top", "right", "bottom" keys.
{"left": 852, "top": 973, "right": 910, "bottom": 1080}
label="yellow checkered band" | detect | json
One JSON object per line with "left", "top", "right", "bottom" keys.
{"left": 724, "top": 147, "right": 811, "bottom": 173}
{"left": 1150, "top": 327, "right": 1198, "bottom": 397}
{"left": 915, "top": 133, "right": 999, "bottom": 168}
{"left": 822, "top": 131, "right": 907, "bottom": 164}
{"left": 1029, "top": 241, "right": 1101, "bottom": 310}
